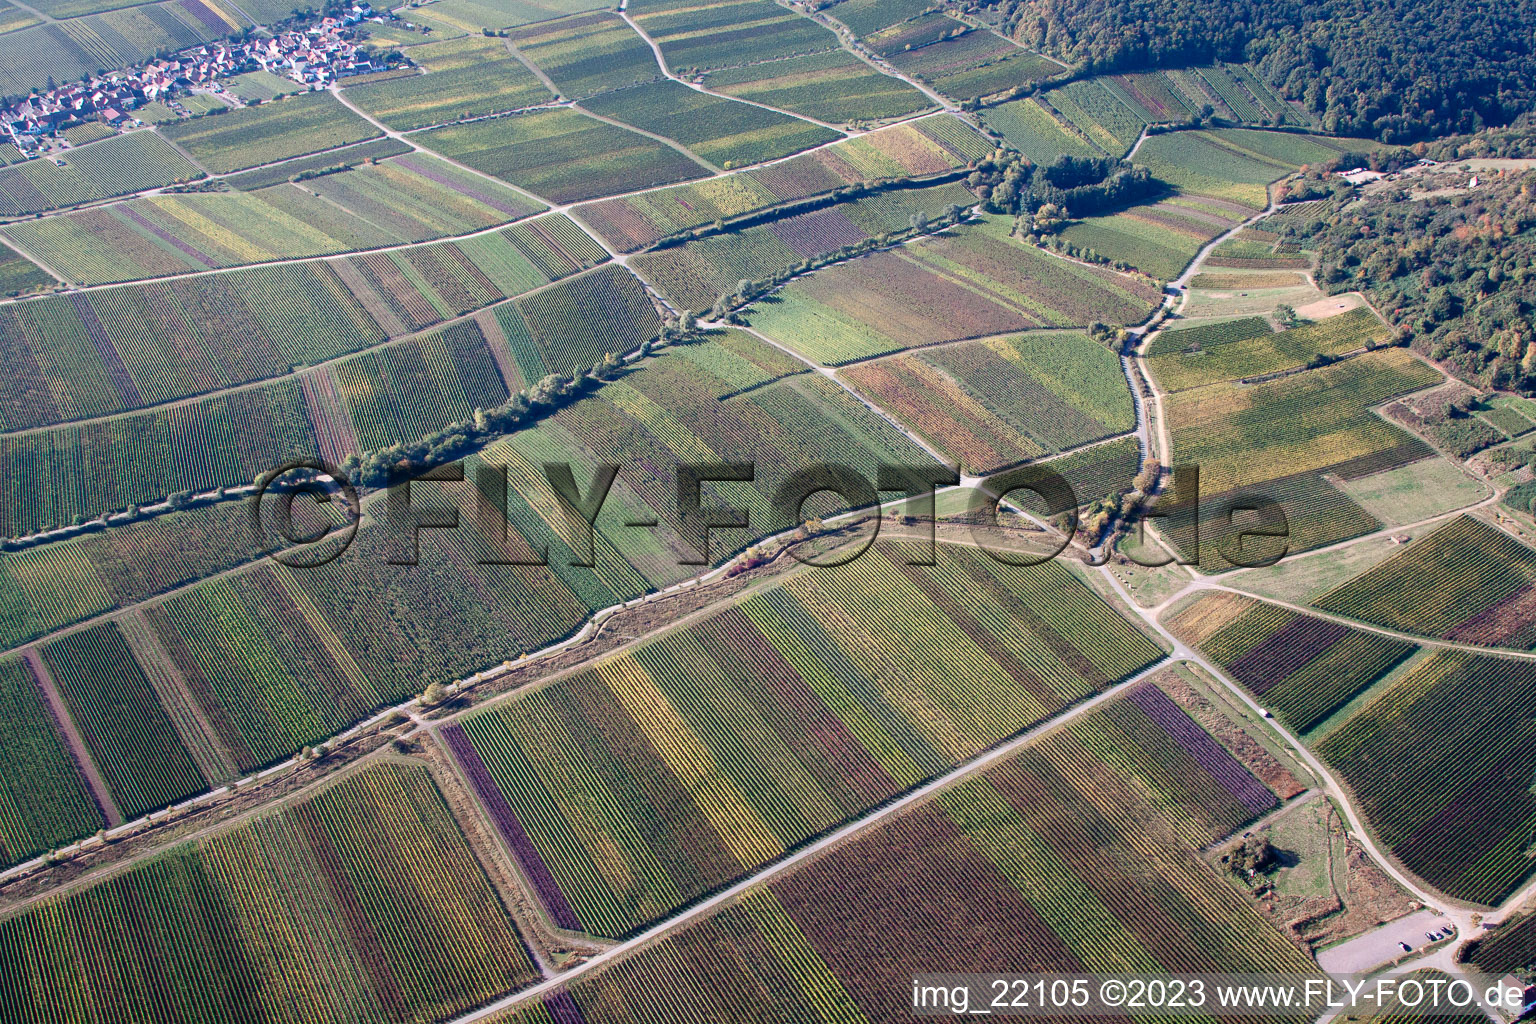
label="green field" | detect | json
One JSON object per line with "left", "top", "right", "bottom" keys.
{"left": 0, "top": 261, "right": 385, "bottom": 431}
{"left": 0, "top": 655, "right": 104, "bottom": 866}
{"left": 0, "top": 251, "right": 51, "bottom": 295}
{"left": 630, "top": 0, "right": 838, "bottom": 73}
{"left": 702, "top": 48, "right": 932, "bottom": 124}
{"left": 417, "top": 107, "right": 709, "bottom": 203}
{"left": 1133, "top": 130, "right": 1366, "bottom": 209}
{"left": 885, "top": 24, "right": 1063, "bottom": 101}
{"left": 581, "top": 79, "right": 840, "bottom": 168}
{"left": 5, "top": 152, "right": 547, "bottom": 284}
{"left": 0, "top": 132, "right": 201, "bottom": 216}
{"left": 342, "top": 34, "right": 552, "bottom": 129}
{"left": 159, "top": 92, "right": 380, "bottom": 174}
{"left": 4, "top": 187, "right": 399, "bottom": 284}
{"left": 843, "top": 330, "right": 1135, "bottom": 474}
{"left": 322, "top": 318, "right": 512, "bottom": 451}
{"left": 506, "top": 10, "right": 662, "bottom": 99}
{"left": 223, "top": 70, "right": 299, "bottom": 102}
{"left": 629, "top": 180, "right": 977, "bottom": 310}
{"left": 1059, "top": 199, "right": 1244, "bottom": 281}
{"left": 334, "top": 211, "right": 607, "bottom": 337}
{"left": 73, "top": 332, "right": 937, "bottom": 771}
{"left": 298, "top": 152, "right": 545, "bottom": 242}
{"left": 1042, "top": 78, "right": 1149, "bottom": 156}
{"left": 1162, "top": 348, "right": 1441, "bottom": 568}
{"left": 221, "top": 137, "right": 414, "bottom": 189}
{"left": 497, "top": 263, "right": 662, "bottom": 380}
{"left": 0, "top": 377, "right": 321, "bottom": 537}
{"left": 983, "top": 95, "right": 1100, "bottom": 164}
{"left": 826, "top": 0, "right": 935, "bottom": 38}
{"left": 392, "top": 0, "right": 606, "bottom": 35}
{"left": 1146, "top": 308, "right": 1392, "bottom": 391}
{"left": 39, "top": 621, "right": 207, "bottom": 818}
{"left": 0, "top": 500, "right": 304, "bottom": 652}
{"left": 749, "top": 214, "right": 1160, "bottom": 365}
{"left": 1166, "top": 348, "right": 1441, "bottom": 496}
{"left": 1314, "top": 515, "right": 1536, "bottom": 649}
{"left": 576, "top": 114, "right": 991, "bottom": 250}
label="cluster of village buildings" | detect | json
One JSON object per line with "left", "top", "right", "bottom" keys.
{"left": 2, "top": 4, "right": 392, "bottom": 154}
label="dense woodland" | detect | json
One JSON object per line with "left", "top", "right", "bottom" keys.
{"left": 971, "top": 0, "right": 1536, "bottom": 142}
{"left": 1275, "top": 169, "right": 1536, "bottom": 394}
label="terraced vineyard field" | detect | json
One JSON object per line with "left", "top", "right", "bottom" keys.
{"left": 0, "top": 500, "right": 320, "bottom": 651}
{"left": 982, "top": 95, "right": 1101, "bottom": 164}
{"left": 629, "top": 0, "right": 837, "bottom": 73}
{"left": 0, "top": 376, "right": 321, "bottom": 536}
{"left": 447, "top": 544, "right": 1164, "bottom": 937}
{"left": 629, "top": 180, "right": 976, "bottom": 310}
{"left": 159, "top": 91, "right": 380, "bottom": 173}
{"left": 1015, "top": 435, "right": 1145, "bottom": 514}
{"left": 1147, "top": 307, "right": 1391, "bottom": 392}
{"left": 50, "top": 329, "right": 915, "bottom": 775}
{"left": 0, "top": 762, "right": 539, "bottom": 1022}
{"left": 1147, "top": 316, "right": 1271, "bottom": 356}
{"left": 397, "top": 0, "right": 605, "bottom": 37}
{"left": 0, "top": 655, "right": 105, "bottom": 866}
{"left": 1314, "top": 516, "right": 1536, "bottom": 649}
{"left": 842, "top": 330, "right": 1134, "bottom": 474}
{"left": 0, "top": 261, "right": 385, "bottom": 431}
{"left": 1059, "top": 198, "right": 1245, "bottom": 281}
{"left": 342, "top": 34, "right": 552, "bottom": 130}
{"left": 495, "top": 264, "right": 662, "bottom": 381}
{"left": 1315, "top": 650, "right": 1536, "bottom": 904}
{"left": 4, "top": 188, "right": 400, "bottom": 284}
{"left": 0, "top": 132, "right": 200, "bottom": 216}
{"left": 885, "top": 22, "right": 1063, "bottom": 100}
{"left": 1165, "top": 348, "right": 1441, "bottom": 497}
{"left": 319, "top": 318, "right": 511, "bottom": 451}
{"left": 38, "top": 621, "right": 208, "bottom": 818}
{"left": 484, "top": 679, "right": 1310, "bottom": 1020}
{"left": 1041, "top": 78, "right": 1149, "bottom": 156}
{"left": 298, "top": 153, "right": 545, "bottom": 243}
{"left": 336, "top": 212, "right": 606, "bottom": 335}
{"left": 862, "top": 10, "right": 963, "bottom": 56}
{"left": 1161, "top": 348, "right": 1440, "bottom": 568}
{"left": 417, "top": 107, "right": 709, "bottom": 204}
{"left": 221, "top": 137, "right": 411, "bottom": 189}
{"left": 1132, "top": 130, "right": 1358, "bottom": 209}
{"left": 749, "top": 214, "right": 1160, "bottom": 365}
{"left": 576, "top": 115, "right": 992, "bottom": 251}
{"left": 484, "top": 336, "right": 940, "bottom": 579}
{"left": 581, "top": 80, "right": 840, "bottom": 168}
{"left": 505, "top": 11, "right": 662, "bottom": 100}
{"left": 825, "top": 0, "right": 933, "bottom": 38}
{"left": 1106, "top": 70, "right": 1198, "bottom": 121}
{"left": 1168, "top": 591, "right": 1418, "bottom": 733}
{"left": 702, "top": 49, "right": 932, "bottom": 124}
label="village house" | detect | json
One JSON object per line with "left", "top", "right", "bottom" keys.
{"left": 0, "top": 4, "right": 384, "bottom": 153}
